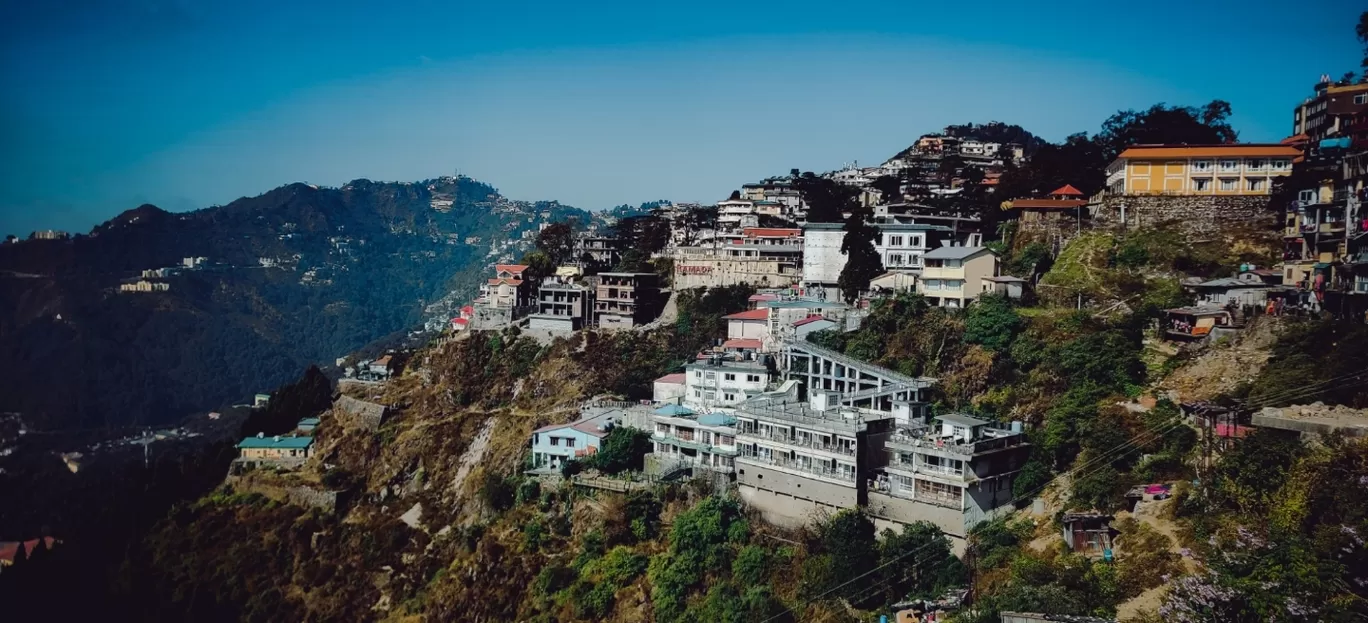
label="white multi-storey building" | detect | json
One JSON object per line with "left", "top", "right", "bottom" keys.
{"left": 649, "top": 406, "right": 739, "bottom": 475}
{"left": 801, "top": 222, "right": 949, "bottom": 300}
{"left": 683, "top": 358, "right": 770, "bottom": 411}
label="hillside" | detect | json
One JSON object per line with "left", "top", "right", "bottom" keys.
{"left": 0, "top": 177, "right": 590, "bottom": 431}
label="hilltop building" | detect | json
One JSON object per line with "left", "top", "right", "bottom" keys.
{"left": 595, "top": 272, "right": 662, "bottom": 328}
{"left": 1293, "top": 75, "right": 1368, "bottom": 145}
{"left": 672, "top": 227, "right": 804, "bottom": 290}
{"left": 1104, "top": 144, "right": 1299, "bottom": 196}
{"left": 527, "top": 274, "right": 595, "bottom": 332}
{"left": 235, "top": 433, "right": 314, "bottom": 471}
{"left": 916, "top": 246, "right": 998, "bottom": 308}
{"left": 648, "top": 404, "right": 739, "bottom": 476}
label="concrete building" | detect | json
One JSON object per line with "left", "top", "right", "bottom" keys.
{"left": 762, "top": 298, "right": 852, "bottom": 344}
{"left": 802, "top": 222, "right": 948, "bottom": 301}
{"left": 527, "top": 276, "right": 594, "bottom": 332}
{"left": 595, "top": 272, "right": 661, "bottom": 328}
{"left": 869, "top": 413, "right": 1029, "bottom": 539}
{"left": 478, "top": 264, "right": 532, "bottom": 309}
{"left": 1104, "top": 144, "right": 1300, "bottom": 196}
{"left": 672, "top": 227, "right": 804, "bottom": 290}
{"left": 791, "top": 315, "right": 840, "bottom": 340}
{"left": 653, "top": 373, "right": 687, "bottom": 404}
{"left": 1189, "top": 271, "right": 1280, "bottom": 307}
{"left": 684, "top": 357, "right": 771, "bottom": 411}
{"left": 649, "top": 405, "right": 739, "bottom": 475}
{"left": 235, "top": 433, "right": 314, "bottom": 470}
{"left": 917, "top": 246, "right": 997, "bottom": 308}
{"left": 529, "top": 409, "right": 622, "bottom": 472}
{"left": 575, "top": 236, "right": 622, "bottom": 268}
{"left": 1293, "top": 76, "right": 1368, "bottom": 145}
{"left": 724, "top": 308, "right": 771, "bottom": 341}
{"left": 981, "top": 276, "right": 1027, "bottom": 299}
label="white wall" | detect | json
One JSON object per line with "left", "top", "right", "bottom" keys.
{"left": 653, "top": 381, "right": 686, "bottom": 404}
{"left": 728, "top": 318, "right": 770, "bottom": 340}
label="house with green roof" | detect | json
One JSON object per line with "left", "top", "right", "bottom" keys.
{"left": 235, "top": 432, "right": 314, "bottom": 471}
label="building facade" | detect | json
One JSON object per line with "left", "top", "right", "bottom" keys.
{"left": 650, "top": 409, "right": 739, "bottom": 475}
{"left": 917, "top": 246, "right": 998, "bottom": 308}
{"left": 672, "top": 227, "right": 803, "bottom": 290}
{"left": 527, "top": 277, "right": 594, "bottom": 332}
{"left": 1104, "top": 145, "right": 1300, "bottom": 196}
{"left": 595, "top": 272, "right": 661, "bottom": 328}
{"left": 802, "top": 222, "right": 947, "bottom": 300}
{"left": 684, "top": 358, "right": 771, "bottom": 411}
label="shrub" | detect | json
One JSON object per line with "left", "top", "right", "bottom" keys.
{"left": 523, "top": 517, "right": 545, "bottom": 551}
{"left": 732, "top": 545, "right": 769, "bottom": 586}
{"left": 515, "top": 478, "right": 541, "bottom": 506}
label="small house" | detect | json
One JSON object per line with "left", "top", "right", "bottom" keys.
{"left": 653, "top": 373, "right": 687, "bottom": 404}
{"left": 369, "top": 355, "right": 395, "bottom": 377}
{"left": 253, "top": 393, "right": 271, "bottom": 407}
{"left": 791, "top": 315, "right": 838, "bottom": 339}
{"left": 1164, "top": 307, "right": 1232, "bottom": 340}
{"left": 235, "top": 433, "right": 314, "bottom": 471}
{"left": 1060, "top": 512, "right": 1117, "bottom": 558}
{"left": 529, "top": 411, "right": 618, "bottom": 472}
{"left": 982, "top": 275, "right": 1027, "bottom": 300}
{"left": 1190, "top": 271, "right": 1279, "bottom": 307}
{"left": 297, "top": 417, "right": 320, "bottom": 433}
{"left": 722, "top": 308, "right": 770, "bottom": 340}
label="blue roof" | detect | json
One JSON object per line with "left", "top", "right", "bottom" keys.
{"left": 298, "top": 417, "right": 320, "bottom": 425}
{"left": 238, "top": 435, "right": 313, "bottom": 450}
{"left": 698, "top": 413, "right": 737, "bottom": 427}
{"left": 654, "top": 404, "right": 696, "bottom": 416}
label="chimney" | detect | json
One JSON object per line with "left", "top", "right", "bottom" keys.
{"left": 257, "top": 432, "right": 265, "bottom": 438}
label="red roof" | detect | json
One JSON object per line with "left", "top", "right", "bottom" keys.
{"left": 451, "top": 317, "right": 468, "bottom": 326}
{"left": 1049, "top": 184, "right": 1084, "bottom": 196}
{"left": 461, "top": 305, "right": 474, "bottom": 315}
{"left": 792, "top": 314, "right": 832, "bottom": 327}
{"left": 722, "top": 338, "right": 763, "bottom": 350}
{"left": 748, "top": 293, "right": 779, "bottom": 302}
{"left": 495, "top": 264, "right": 529, "bottom": 274}
{"left": 0, "top": 542, "right": 18, "bottom": 564}
{"left": 488, "top": 278, "right": 525, "bottom": 286}
{"left": 1011, "top": 199, "right": 1088, "bottom": 210}
{"left": 723, "top": 309, "right": 769, "bottom": 321}
{"left": 656, "top": 373, "right": 687, "bottom": 385}
{"left": 1215, "top": 423, "right": 1251, "bottom": 438}
{"left": 743, "top": 227, "right": 801, "bottom": 238}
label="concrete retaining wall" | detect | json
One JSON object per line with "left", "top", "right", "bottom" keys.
{"left": 1092, "top": 195, "right": 1275, "bottom": 235}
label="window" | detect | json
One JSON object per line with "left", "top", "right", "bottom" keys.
{"left": 1192, "top": 178, "right": 1211, "bottom": 191}
{"left": 1220, "top": 178, "right": 1239, "bottom": 191}
{"left": 694, "top": 370, "right": 702, "bottom": 379}
{"left": 1356, "top": 94, "right": 1368, "bottom": 105}
{"left": 1219, "top": 160, "right": 1240, "bottom": 172}
{"left": 1272, "top": 160, "right": 1290, "bottom": 171}
{"left": 888, "top": 235, "right": 905, "bottom": 247}
{"left": 1299, "top": 189, "right": 1317, "bottom": 203}
{"left": 1247, "top": 159, "right": 1267, "bottom": 171}
{"left": 910, "top": 255, "right": 923, "bottom": 267}
{"left": 746, "top": 374, "right": 761, "bottom": 383}
{"left": 888, "top": 253, "right": 904, "bottom": 266}
{"left": 910, "top": 235, "right": 923, "bottom": 247}
{"left": 550, "top": 437, "right": 560, "bottom": 446}
{"left": 1247, "top": 178, "right": 1267, "bottom": 192}
{"left": 724, "top": 392, "right": 736, "bottom": 402}
{"left": 1190, "top": 160, "right": 1212, "bottom": 172}
{"left": 692, "top": 389, "right": 700, "bottom": 397}
{"left": 565, "top": 438, "right": 575, "bottom": 448}
{"left": 723, "top": 373, "right": 736, "bottom": 381}
{"left": 952, "top": 425, "right": 968, "bottom": 438}
{"left": 704, "top": 391, "right": 716, "bottom": 400}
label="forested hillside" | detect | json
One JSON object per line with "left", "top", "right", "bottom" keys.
{"left": 0, "top": 177, "right": 589, "bottom": 430}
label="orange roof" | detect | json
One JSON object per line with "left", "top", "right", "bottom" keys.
{"left": 1281, "top": 134, "right": 1309, "bottom": 145}
{"left": 723, "top": 309, "right": 769, "bottom": 321}
{"left": 1050, "top": 184, "right": 1083, "bottom": 196}
{"left": 655, "top": 373, "right": 687, "bottom": 385}
{"left": 743, "top": 227, "right": 801, "bottom": 238}
{"left": 1116, "top": 144, "right": 1301, "bottom": 159}
{"left": 488, "top": 278, "right": 525, "bottom": 286}
{"left": 1011, "top": 199, "right": 1088, "bottom": 210}
{"left": 495, "top": 264, "right": 529, "bottom": 274}
{"left": 722, "top": 338, "right": 763, "bottom": 350}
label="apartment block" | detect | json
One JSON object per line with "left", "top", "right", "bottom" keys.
{"left": 869, "top": 413, "right": 1029, "bottom": 539}
{"left": 594, "top": 272, "right": 661, "bottom": 328}
{"left": 527, "top": 276, "right": 594, "bottom": 332}
{"left": 672, "top": 227, "right": 804, "bottom": 290}
{"left": 917, "top": 246, "right": 998, "bottom": 308}
{"left": 1104, "top": 144, "right": 1299, "bottom": 196}
{"left": 649, "top": 405, "right": 739, "bottom": 476}
{"left": 683, "top": 357, "right": 771, "bottom": 411}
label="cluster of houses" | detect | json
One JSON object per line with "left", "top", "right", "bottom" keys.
{"left": 452, "top": 263, "right": 667, "bottom": 332}
{"left": 529, "top": 306, "right": 1031, "bottom": 545}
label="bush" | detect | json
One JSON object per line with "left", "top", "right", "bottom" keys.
{"left": 584, "top": 426, "right": 652, "bottom": 475}
{"left": 523, "top": 517, "right": 545, "bottom": 551}
{"left": 532, "top": 564, "right": 576, "bottom": 598}
{"left": 515, "top": 479, "right": 541, "bottom": 506}
{"left": 732, "top": 545, "right": 769, "bottom": 586}
{"left": 479, "top": 473, "right": 516, "bottom": 512}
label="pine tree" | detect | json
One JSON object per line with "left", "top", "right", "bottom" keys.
{"left": 837, "top": 205, "right": 883, "bottom": 304}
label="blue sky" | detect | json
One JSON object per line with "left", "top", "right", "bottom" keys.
{"left": 0, "top": 0, "right": 1362, "bottom": 235}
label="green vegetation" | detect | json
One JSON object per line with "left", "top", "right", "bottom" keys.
{"left": 580, "top": 426, "right": 652, "bottom": 475}
{"left": 837, "top": 203, "right": 884, "bottom": 304}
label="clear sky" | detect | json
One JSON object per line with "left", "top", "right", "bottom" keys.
{"left": 1, "top": 0, "right": 1362, "bottom": 235}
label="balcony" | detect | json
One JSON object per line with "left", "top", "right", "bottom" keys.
{"left": 737, "top": 449, "right": 856, "bottom": 482}
{"left": 885, "top": 429, "right": 1026, "bottom": 456}
{"left": 737, "top": 429, "right": 856, "bottom": 456}
{"left": 654, "top": 432, "right": 738, "bottom": 456}
{"left": 919, "top": 266, "right": 966, "bottom": 282}
{"left": 869, "top": 478, "right": 962, "bottom": 509}
{"left": 885, "top": 459, "right": 973, "bottom": 483}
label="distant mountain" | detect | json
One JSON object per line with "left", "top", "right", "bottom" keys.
{"left": 0, "top": 177, "right": 589, "bottom": 431}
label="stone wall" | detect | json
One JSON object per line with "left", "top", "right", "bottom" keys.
{"left": 1092, "top": 195, "right": 1276, "bottom": 235}
{"left": 335, "top": 395, "right": 387, "bottom": 431}
{"left": 228, "top": 476, "right": 344, "bottom": 514}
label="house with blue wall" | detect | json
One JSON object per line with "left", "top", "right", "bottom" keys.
{"left": 529, "top": 409, "right": 621, "bottom": 471}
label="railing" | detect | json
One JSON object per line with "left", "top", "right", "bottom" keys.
{"left": 888, "top": 460, "right": 969, "bottom": 480}
{"left": 737, "top": 429, "right": 856, "bottom": 456}
{"left": 736, "top": 450, "right": 855, "bottom": 482}
{"left": 887, "top": 432, "right": 1025, "bottom": 456}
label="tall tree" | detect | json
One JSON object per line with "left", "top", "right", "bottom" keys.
{"left": 871, "top": 175, "right": 902, "bottom": 203}
{"left": 794, "top": 172, "right": 857, "bottom": 223}
{"left": 837, "top": 204, "right": 883, "bottom": 304}
{"left": 1358, "top": 10, "right": 1368, "bottom": 67}
{"left": 535, "top": 221, "right": 576, "bottom": 266}
{"left": 1093, "top": 101, "right": 1238, "bottom": 163}
{"left": 611, "top": 215, "right": 670, "bottom": 255}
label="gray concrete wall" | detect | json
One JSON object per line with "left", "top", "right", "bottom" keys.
{"left": 865, "top": 490, "right": 968, "bottom": 538}
{"left": 737, "top": 485, "right": 846, "bottom": 529}
{"left": 1093, "top": 194, "right": 1274, "bottom": 235}
{"left": 736, "top": 461, "right": 858, "bottom": 508}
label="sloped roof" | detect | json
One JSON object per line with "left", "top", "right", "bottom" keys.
{"left": 936, "top": 413, "right": 990, "bottom": 427}
{"left": 655, "top": 373, "right": 687, "bottom": 385}
{"left": 495, "top": 264, "right": 529, "bottom": 274}
{"left": 923, "top": 246, "right": 991, "bottom": 260}
{"left": 722, "top": 338, "right": 763, "bottom": 350}
{"left": 723, "top": 309, "right": 769, "bottom": 321}
{"left": 1049, "top": 184, "right": 1084, "bottom": 196}
{"left": 238, "top": 435, "right": 314, "bottom": 450}
{"left": 792, "top": 315, "right": 834, "bottom": 327}
{"left": 1011, "top": 199, "right": 1088, "bottom": 210}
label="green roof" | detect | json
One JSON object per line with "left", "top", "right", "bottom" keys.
{"left": 238, "top": 436, "right": 313, "bottom": 450}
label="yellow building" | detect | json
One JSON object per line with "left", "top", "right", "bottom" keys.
{"left": 1105, "top": 144, "right": 1301, "bottom": 196}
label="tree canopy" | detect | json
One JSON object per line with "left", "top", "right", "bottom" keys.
{"left": 837, "top": 205, "right": 882, "bottom": 304}
{"left": 793, "top": 172, "right": 857, "bottom": 223}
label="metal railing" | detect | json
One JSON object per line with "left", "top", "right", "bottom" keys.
{"left": 887, "top": 431, "right": 1025, "bottom": 456}
{"left": 737, "top": 429, "right": 856, "bottom": 456}
{"left": 736, "top": 449, "right": 855, "bottom": 482}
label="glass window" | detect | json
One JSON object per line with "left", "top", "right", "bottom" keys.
{"left": 1192, "top": 178, "right": 1211, "bottom": 191}
{"left": 1299, "top": 189, "right": 1317, "bottom": 203}
{"left": 1190, "top": 160, "right": 1211, "bottom": 172}
{"left": 1356, "top": 94, "right": 1368, "bottom": 105}
{"left": 1247, "top": 159, "right": 1267, "bottom": 171}
{"left": 746, "top": 374, "right": 761, "bottom": 383}
{"left": 1219, "top": 160, "right": 1240, "bottom": 172}
{"left": 1272, "top": 160, "right": 1290, "bottom": 170}
{"left": 724, "top": 392, "right": 736, "bottom": 402}
{"left": 566, "top": 438, "right": 575, "bottom": 448}
{"left": 1247, "top": 178, "right": 1266, "bottom": 192}
{"left": 723, "top": 373, "right": 736, "bottom": 381}
{"left": 1220, "top": 178, "right": 1239, "bottom": 191}
{"left": 550, "top": 437, "right": 560, "bottom": 446}
{"left": 888, "top": 235, "right": 905, "bottom": 247}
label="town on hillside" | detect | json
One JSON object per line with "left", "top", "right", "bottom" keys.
{"left": 210, "top": 62, "right": 1368, "bottom": 622}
